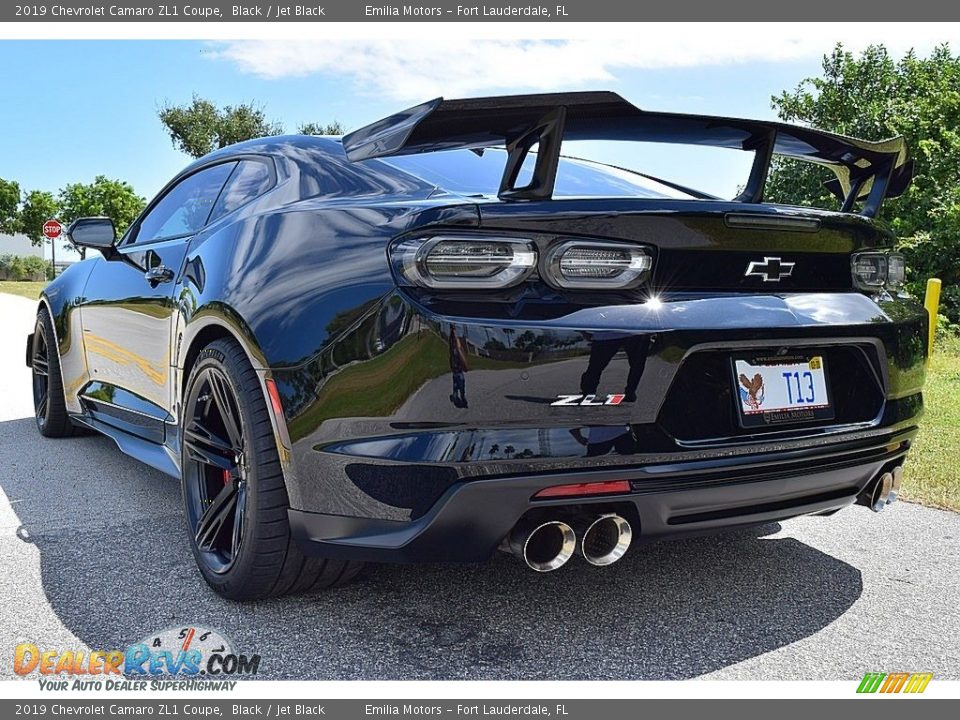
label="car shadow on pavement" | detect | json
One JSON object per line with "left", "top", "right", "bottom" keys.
{"left": 1, "top": 416, "right": 863, "bottom": 680}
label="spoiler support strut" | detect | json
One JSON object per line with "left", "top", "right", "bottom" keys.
{"left": 498, "top": 106, "right": 566, "bottom": 201}
{"left": 734, "top": 130, "right": 777, "bottom": 204}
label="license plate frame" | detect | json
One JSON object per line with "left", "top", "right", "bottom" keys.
{"left": 731, "top": 353, "right": 834, "bottom": 428}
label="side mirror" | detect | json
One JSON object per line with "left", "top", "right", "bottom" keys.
{"left": 66, "top": 217, "right": 116, "bottom": 251}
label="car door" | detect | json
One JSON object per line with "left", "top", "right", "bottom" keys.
{"left": 78, "top": 161, "right": 237, "bottom": 443}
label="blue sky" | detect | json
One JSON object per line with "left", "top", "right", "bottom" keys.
{"left": 1, "top": 31, "right": 955, "bottom": 258}
{"left": 0, "top": 40, "right": 817, "bottom": 198}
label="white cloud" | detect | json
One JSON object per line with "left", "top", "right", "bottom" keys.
{"left": 208, "top": 25, "right": 960, "bottom": 103}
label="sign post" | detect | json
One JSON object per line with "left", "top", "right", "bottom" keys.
{"left": 42, "top": 219, "right": 62, "bottom": 278}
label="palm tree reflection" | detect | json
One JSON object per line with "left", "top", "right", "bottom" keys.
{"left": 569, "top": 426, "right": 636, "bottom": 456}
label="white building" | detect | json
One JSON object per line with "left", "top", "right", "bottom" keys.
{"left": 0, "top": 233, "right": 44, "bottom": 258}
{"left": 0, "top": 232, "right": 78, "bottom": 277}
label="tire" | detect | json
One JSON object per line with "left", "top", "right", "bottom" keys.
{"left": 31, "top": 309, "right": 74, "bottom": 438}
{"left": 180, "top": 337, "right": 361, "bottom": 600}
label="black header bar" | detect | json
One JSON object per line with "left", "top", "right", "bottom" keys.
{"left": 4, "top": 1, "right": 960, "bottom": 22}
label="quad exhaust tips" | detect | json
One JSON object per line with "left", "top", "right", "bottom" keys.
{"left": 505, "top": 513, "right": 633, "bottom": 571}
{"left": 857, "top": 466, "right": 903, "bottom": 512}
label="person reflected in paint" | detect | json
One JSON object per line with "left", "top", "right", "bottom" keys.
{"left": 448, "top": 326, "right": 470, "bottom": 408}
{"left": 580, "top": 332, "right": 651, "bottom": 402}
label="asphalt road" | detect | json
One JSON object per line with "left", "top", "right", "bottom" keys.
{"left": 1, "top": 291, "right": 959, "bottom": 681}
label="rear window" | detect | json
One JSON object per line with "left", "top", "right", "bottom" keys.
{"left": 209, "top": 159, "right": 273, "bottom": 223}
{"left": 380, "top": 148, "right": 695, "bottom": 200}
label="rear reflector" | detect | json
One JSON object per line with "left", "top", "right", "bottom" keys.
{"left": 534, "top": 480, "right": 631, "bottom": 499}
{"left": 265, "top": 378, "right": 285, "bottom": 419}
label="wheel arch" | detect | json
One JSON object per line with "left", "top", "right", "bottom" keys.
{"left": 180, "top": 322, "right": 239, "bottom": 399}
{"left": 36, "top": 294, "right": 57, "bottom": 341}
{"left": 34, "top": 292, "right": 76, "bottom": 413}
{"left": 177, "top": 312, "right": 296, "bottom": 487}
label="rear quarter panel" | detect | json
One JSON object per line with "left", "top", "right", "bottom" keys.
{"left": 174, "top": 199, "right": 480, "bottom": 373}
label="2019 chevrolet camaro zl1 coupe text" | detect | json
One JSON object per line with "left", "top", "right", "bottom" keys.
{"left": 28, "top": 93, "right": 926, "bottom": 599}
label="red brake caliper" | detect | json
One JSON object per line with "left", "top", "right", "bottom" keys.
{"left": 222, "top": 469, "right": 231, "bottom": 486}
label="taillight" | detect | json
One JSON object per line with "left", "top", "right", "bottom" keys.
{"left": 886, "top": 254, "right": 906, "bottom": 288}
{"left": 391, "top": 236, "right": 537, "bottom": 289}
{"left": 390, "top": 235, "right": 654, "bottom": 291}
{"left": 852, "top": 251, "right": 906, "bottom": 292}
{"left": 544, "top": 240, "right": 652, "bottom": 289}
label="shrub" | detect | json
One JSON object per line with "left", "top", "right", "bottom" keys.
{"left": 21, "top": 255, "right": 47, "bottom": 277}
{"left": 0, "top": 253, "right": 48, "bottom": 281}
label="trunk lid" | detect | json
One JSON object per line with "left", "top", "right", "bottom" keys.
{"left": 476, "top": 198, "right": 892, "bottom": 293}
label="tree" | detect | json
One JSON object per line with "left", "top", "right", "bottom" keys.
{"left": 19, "top": 190, "right": 58, "bottom": 246}
{"left": 58, "top": 176, "right": 145, "bottom": 258}
{"left": 0, "top": 178, "right": 20, "bottom": 235}
{"left": 158, "top": 96, "right": 284, "bottom": 158}
{"left": 298, "top": 121, "right": 345, "bottom": 135}
{"left": 766, "top": 43, "right": 960, "bottom": 323}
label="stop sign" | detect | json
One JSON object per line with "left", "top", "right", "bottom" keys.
{"left": 42, "top": 219, "right": 62, "bottom": 239}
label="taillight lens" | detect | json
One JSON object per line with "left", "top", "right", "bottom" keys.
{"left": 545, "top": 241, "right": 652, "bottom": 289}
{"left": 852, "top": 251, "right": 906, "bottom": 292}
{"left": 886, "top": 254, "right": 906, "bottom": 288}
{"left": 392, "top": 236, "right": 537, "bottom": 289}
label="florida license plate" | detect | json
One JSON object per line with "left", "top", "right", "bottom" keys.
{"left": 733, "top": 355, "right": 833, "bottom": 428}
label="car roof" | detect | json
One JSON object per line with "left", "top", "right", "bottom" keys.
{"left": 183, "top": 134, "right": 346, "bottom": 168}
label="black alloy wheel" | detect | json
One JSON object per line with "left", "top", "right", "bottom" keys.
{"left": 183, "top": 366, "right": 248, "bottom": 574}
{"left": 180, "top": 338, "right": 362, "bottom": 600}
{"left": 31, "top": 324, "right": 50, "bottom": 430}
{"left": 32, "top": 309, "right": 74, "bottom": 437}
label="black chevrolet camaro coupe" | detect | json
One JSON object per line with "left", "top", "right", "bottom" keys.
{"left": 28, "top": 93, "right": 926, "bottom": 599}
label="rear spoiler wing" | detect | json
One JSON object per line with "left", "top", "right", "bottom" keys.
{"left": 342, "top": 91, "right": 911, "bottom": 217}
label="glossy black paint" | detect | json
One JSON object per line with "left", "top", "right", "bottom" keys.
{"left": 35, "top": 131, "right": 928, "bottom": 564}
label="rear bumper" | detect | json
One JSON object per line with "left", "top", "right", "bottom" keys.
{"left": 274, "top": 289, "right": 926, "bottom": 562}
{"left": 289, "top": 426, "right": 914, "bottom": 563}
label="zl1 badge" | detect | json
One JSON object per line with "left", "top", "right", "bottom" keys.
{"left": 551, "top": 394, "right": 626, "bottom": 407}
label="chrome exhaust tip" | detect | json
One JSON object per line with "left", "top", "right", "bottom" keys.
{"left": 580, "top": 514, "right": 632, "bottom": 567}
{"left": 887, "top": 465, "right": 903, "bottom": 506}
{"left": 508, "top": 519, "right": 576, "bottom": 572}
{"left": 858, "top": 472, "right": 894, "bottom": 512}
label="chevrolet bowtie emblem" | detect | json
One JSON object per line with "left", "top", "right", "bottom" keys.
{"left": 745, "top": 256, "right": 795, "bottom": 282}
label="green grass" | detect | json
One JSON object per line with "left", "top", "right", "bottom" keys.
{"left": 903, "top": 335, "right": 960, "bottom": 511}
{"left": 287, "top": 332, "right": 532, "bottom": 443}
{"left": 0, "top": 280, "right": 47, "bottom": 300}
{"left": 287, "top": 332, "right": 451, "bottom": 442}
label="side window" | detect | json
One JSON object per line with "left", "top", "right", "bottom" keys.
{"left": 133, "top": 162, "right": 236, "bottom": 244}
{"left": 208, "top": 160, "right": 273, "bottom": 223}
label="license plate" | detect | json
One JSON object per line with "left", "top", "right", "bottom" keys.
{"left": 733, "top": 354, "right": 833, "bottom": 428}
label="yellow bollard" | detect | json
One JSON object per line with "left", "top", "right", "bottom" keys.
{"left": 924, "top": 278, "right": 942, "bottom": 364}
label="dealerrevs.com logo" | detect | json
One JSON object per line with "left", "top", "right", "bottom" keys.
{"left": 13, "top": 626, "right": 260, "bottom": 691}
{"left": 857, "top": 672, "right": 933, "bottom": 694}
